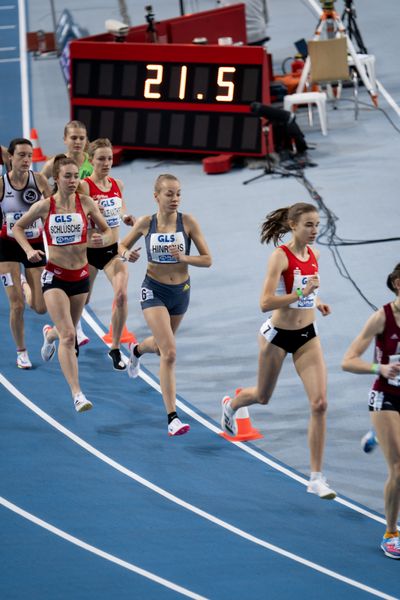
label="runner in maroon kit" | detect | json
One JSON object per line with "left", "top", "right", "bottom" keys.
{"left": 342, "top": 263, "right": 400, "bottom": 559}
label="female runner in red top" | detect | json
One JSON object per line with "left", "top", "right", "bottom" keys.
{"left": 221, "top": 202, "right": 336, "bottom": 499}
{"left": 342, "top": 263, "right": 400, "bottom": 559}
{"left": 79, "top": 138, "right": 134, "bottom": 371}
{"left": 13, "top": 156, "right": 110, "bottom": 412}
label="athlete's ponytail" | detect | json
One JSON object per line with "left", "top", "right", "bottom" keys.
{"left": 386, "top": 263, "right": 400, "bottom": 293}
{"left": 260, "top": 202, "right": 317, "bottom": 246}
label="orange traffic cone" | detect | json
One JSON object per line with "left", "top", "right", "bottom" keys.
{"left": 102, "top": 301, "right": 137, "bottom": 345}
{"left": 220, "top": 388, "right": 264, "bottom": 443}
{"left": 30, "top": 128, "right": 47, "bottom": 162}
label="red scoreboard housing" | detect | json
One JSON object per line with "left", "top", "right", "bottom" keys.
{"left": 69, "top": 7, "right": 271, "bottom": 156}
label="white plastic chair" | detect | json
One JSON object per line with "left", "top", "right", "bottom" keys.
{"left": 283, "top": 91, "right": 328, "bottom": 136}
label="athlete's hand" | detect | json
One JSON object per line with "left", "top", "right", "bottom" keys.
{"left": 27, "top": 248, "right": 45, "bottom": 263}
{"left": 380, "top": 362, "right": 400, "bottom": 380}
{"left": 124, "top": 246, "right": 141, "bottom": 263}
{"left": 91, "top": 233, "right": 104, "bottom": 247}
{"left": 168, "top": 244, "right": 185, "bottom": 262}
{"left": 122, "top": 214, "right": 136, "bottom": 227}
{"left": 303, "top": 274, "right": 320, "bottom": 296}
{"left": 317, "top": 302, "right": 331, "bottom": 316}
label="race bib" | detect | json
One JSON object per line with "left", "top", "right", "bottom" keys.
{"left": 98, "top": 196, "right": 122, "bottom": 228}
{"left": 41, "top": 269, "right": 54, "bottom": 286}
{"left": 48, "top": 213, "right": 84, "bottom": 245}
{"left": 289, "top": 273, "right": 319, "bottom": 310}
{"left": 141, "top": 287, "right": 154, "bottom": 301}
{"left": 6, "top": 211, "right": 42, "bottom": 239}
{"left": 368, "top": 389, "right": 384, "bottom": 411}
{"left": 388, "top": 354, "right": 400, "bottom": 387}
{"left": 149, "top": 231, "right": 185, "bottom": 263}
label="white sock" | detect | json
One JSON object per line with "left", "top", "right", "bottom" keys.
{"left": 76, "top": 319, "right": 84, "bottom": 335}
{"left": 310, "top": 471, "right": 322, "bottom": 481}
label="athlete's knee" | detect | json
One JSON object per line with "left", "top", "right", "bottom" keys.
{"left": 114, "top": 289, "right": 127, "bottom": 308}
{"left": 32, "top": 300, "right": 46, "bottom": 315}
{"left": 160, "top": 346, "right": 176, "bottom": 365}
{"left": 59, "top": 328, "right": 76, "bottom": 348}
{"left": 389, "top": 460, "right": 400, "bottom": 487}
{"left": 10, "top": 297, "right": 25, "bottom": 315}
{"left": 256, "top": 391, "right": 272, "bottom": 405}
{"left": 310, "top": 395, "right": 328, "bottom": 415}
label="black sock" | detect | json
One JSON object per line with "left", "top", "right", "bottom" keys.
{"left": 133, "top": 345, "right": 141, "bottom": 358}
{"left": 168, "top": 411, "right": 178, "bottom": 425}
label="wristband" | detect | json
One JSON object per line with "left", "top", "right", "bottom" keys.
{"left": 371, "top": 363, "right": 380, "bottom": 375}
{"left": 296, "top": 288, "right": 304, "bottom": 299}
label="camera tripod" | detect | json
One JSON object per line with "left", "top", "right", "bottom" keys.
{"left": 341, "top": 0, "right": 368, "bottom": 55}
{"left": 242, "top": 125, "right": 309, "bottom": 185}
{"left": 296, "top": 4, "right": 377, "bottom": 107}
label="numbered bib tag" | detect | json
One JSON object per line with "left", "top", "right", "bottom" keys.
{"left": 1, "top": 272, "right": 13, "bottom": 287}
{"left": 388, "top": 354, "right": 400, "bottom": 387}
{"left": 368, "top": 389, "right": 384, "bottom": 411}
{"left": 141, "top": 287, "right": 154, "bottom": 301}
{"left": 149, "top": 232, "right": 185, "bottom": 263}
{"left": 41, "top": 270, "right": 54, "bottom": 286}
{"left": 6, "top": 212, "right": 42, "bottom": 239}
{"left": 289, "top": 273, "right": 319, "bottom": 309}
{"left": 98, "top": 196, "right": 122, "bottom": 228}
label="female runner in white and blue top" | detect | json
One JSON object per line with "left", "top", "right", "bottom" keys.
{"left": 119, "top": 174, "right": 212, "bottom": 437}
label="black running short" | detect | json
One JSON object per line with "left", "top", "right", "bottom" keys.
{"left": 0, "top": 237, "right": 46, "bottom": 268}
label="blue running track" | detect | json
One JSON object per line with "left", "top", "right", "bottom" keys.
{"left": 0, "top": 291, "right": 399, "bottom": 600}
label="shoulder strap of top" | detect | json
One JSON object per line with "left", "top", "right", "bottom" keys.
{"left": 383, "top": 303, "right": 395, "bottom": 329}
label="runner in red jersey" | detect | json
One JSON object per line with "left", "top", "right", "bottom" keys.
{"left": 79, "top": 138, "right": 135, "bottom": 371}
{"left": 342, "top": 263, "right": 400, "bottom": 559}
{"left": 221, "top": 202, "right": 336, "bottom": 499}
{"left": 13, "top": 156, "right": 110, "bottom": 413}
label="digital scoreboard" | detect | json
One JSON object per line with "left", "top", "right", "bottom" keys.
{"left": 70, "top": 42, "right": 270, "bottom": 156}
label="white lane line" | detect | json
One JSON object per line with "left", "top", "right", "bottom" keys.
{"left": 376, "top": 80, "right": 400, "bottom": 118}
{"left": 83, "top": 309, "right": 390, "bottom": 527}
{"left": 0, "top": 25, "right": 16, "bottom": 29}
{"left": 0, "top": 373, "right": 395, "bottom": 600}
{"left": 0, "top": 46, "right": 16, "bottom": 51}
{"left": 0, "top": 496, "right": 207, "bottom": 600}
{"left": 0, "top": 57, "right": 19, "bottom": 63}
{"left": 0, "top": 6, "right": 16, "bottom": 10}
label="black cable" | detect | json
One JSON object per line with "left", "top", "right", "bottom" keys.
{"left": 291, "top": 170, "right": 390, "bottom": 311}
{"left": 339, "top": 97, "right": 400, "bottom": 135}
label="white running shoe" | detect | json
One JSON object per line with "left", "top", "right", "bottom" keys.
{"left": 221, "top": 396, "right": 237, "bottom": 436}
{"left": 16, "top": 350, "right": 32, "bottom": 369}
{"left": 76, "top": 319, "right": 89, "bottom": 347}
{"left": 168, "top": 417, "right": 190, "bottom": 437}
{"left": 127, "top": 342, "right": 141, "bottom": 378}
{"left": 73, "top": 392, "right": 93, "bottom": 413}
{"left": 307, "top": 476, "right": 336, "bottom": 500}
{"left": 41, "top": 324, "right": 56, "bottom": 362}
